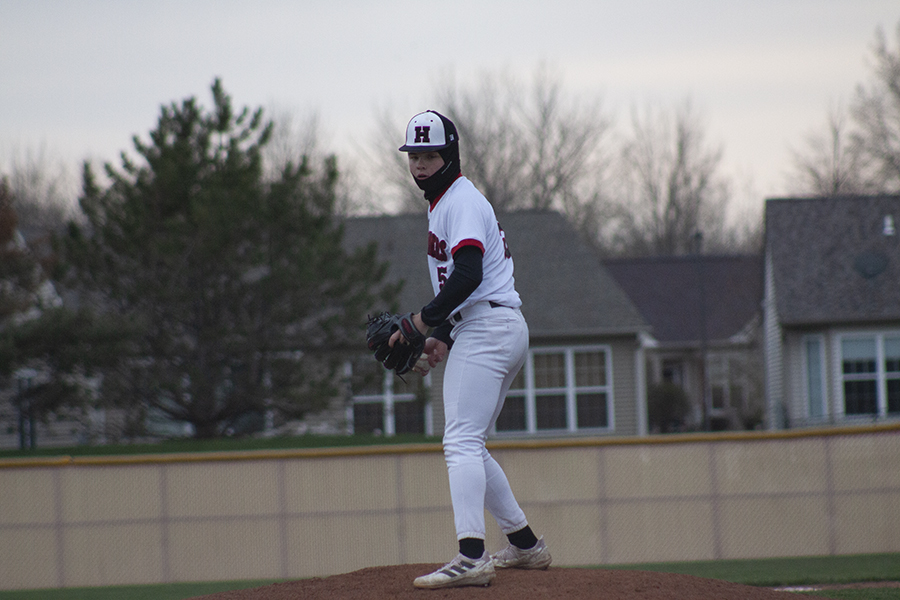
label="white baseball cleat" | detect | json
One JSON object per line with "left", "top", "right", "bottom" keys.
{"left": 490, "top": 536, "right": 552, "bottom": 570}
{"left": 413, "top": 551, "right": 496, "bottom": 589}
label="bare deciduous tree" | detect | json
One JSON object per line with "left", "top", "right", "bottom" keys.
{"left": 262, "top": 106, "right": 366, "bottom": 216}
{"left": 369, "top": 69, "right": 754, "bottom": 256}
{"left": 789, "top": 105, "right": 871, "bottom": 196}
{"left": 4, "top": 147, "right": 76, "bottom": 239}
{"left": 442, "top": 68, "right": 614, "bottom": 219}
{"left": 370, "top": 67, "right": 615, "bottom": 228}
{"left": 791, "top": 20, "right": 900, "bottom": 195}
{"left": 367, "top": 105, "right": 423, "bottom": 213}
{"left": 262, "top": 106, "right": 321, "bottom": 179}
{"left": 850, "top": 21, "right": 900, "bottom": 192}
{"left": 607, "top": 100, "right": 731, "bottom": 256}
{"left": 439, "top": 72, "right": 532, "bottom": 212}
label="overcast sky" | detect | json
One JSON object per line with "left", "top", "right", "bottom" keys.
{"left": 2, "top": 0, "right": 899, "bottom": 219}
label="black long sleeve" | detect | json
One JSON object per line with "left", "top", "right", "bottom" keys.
{"left": 420, "top": 245, "right": 483, "bottom": 329}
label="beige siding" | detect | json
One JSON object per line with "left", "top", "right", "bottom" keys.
{"left": 610, "top": 338, "right": 640, "bottom": 435}
{"left": 2, "top": 425, "right": 899, "bottom": 590}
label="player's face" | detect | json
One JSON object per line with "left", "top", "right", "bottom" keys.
{"left": 408, "top": 151, "right": 444, "bottom": 180}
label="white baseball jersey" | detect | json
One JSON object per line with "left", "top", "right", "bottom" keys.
{"left": 426, "top": 176, "right": 521, "bottom": 314}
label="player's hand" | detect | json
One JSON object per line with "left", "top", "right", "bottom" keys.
{"left": 414, "top": 337, "right": 448, "bottom": 375}
{"left": 424, "top": 337, "right": 448, "bottom": 367}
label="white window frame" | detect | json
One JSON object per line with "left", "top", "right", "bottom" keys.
{"left": 495, "top": 344, "right": 614, "bottom": 435}
{"left": 834, "top": 331, "right": 900, "bottom": 420}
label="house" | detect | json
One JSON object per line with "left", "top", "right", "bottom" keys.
{"left": 0, "top": 226, "right": 77, "bottom": 450}
{"left": 342, "top": 209, "right": 650, "bottom": 438}
{"left": 604, "top": 255, "right": 765, "bottom": 431}
{"left": 763, "top": 195, "right": 900, "bottom": 429}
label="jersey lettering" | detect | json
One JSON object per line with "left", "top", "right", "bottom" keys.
{"left": 427, "top": 231, "right": 448, "bottom": 261}
{"left": 498, "top": 223, "right": 512, "bottom": 259}
{"left": 414, "top": 126, "right": 431, "bottom": 144}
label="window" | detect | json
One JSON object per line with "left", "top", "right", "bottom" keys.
{"left": 353, "top": 402, "right": 384, "bottom": 435}
{"left": 496, "top": 369, "right": 527, "bottom": 431}
{"left": 495, "top": 346, "right": 612, "bottom": 434}
{"left": 350, "top": 358, "right": 427, "bottom": 435}
{"left": 804, "top": 337, "right": 826, "bottom": 418}
{"left": 534, "top": 352, "right": 567, "bottom": 430}
{"left": 706, "top": 354, "right": 749, "bottom": 414}
{"left": 710, "top": 385, "right": 726, "bottom": 410}
{"left": 839, "top": 334, "right": 900, "bottom": 419}
{"left": 886, "top": 337, "right": 900, "bottom": 414}
{"left": 842, "top": 338, "right": 878, "bottom": 415}
{"left": 574, "top": 349, "right": 609, "bottom": 428}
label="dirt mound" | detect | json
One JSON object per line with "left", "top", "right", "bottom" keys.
{"left": 190, "top": 565, "right": 830, "bottom": 599}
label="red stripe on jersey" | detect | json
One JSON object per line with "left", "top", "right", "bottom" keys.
{"left": 452, "top": 238, "right": 485, "bottom": 256}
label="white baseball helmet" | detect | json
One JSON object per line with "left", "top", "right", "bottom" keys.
{"left": 399, "top": 110, "right": 458, "bottom": 152}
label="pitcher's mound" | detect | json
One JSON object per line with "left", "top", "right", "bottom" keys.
{"left": 192, "top": 564, "right": 830, "bottom": 599}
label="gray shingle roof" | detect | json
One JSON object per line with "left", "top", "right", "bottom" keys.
{"left": 603, "top": 255, "right": 763, "bottom": 345}
{"left": 765, "top": 195, "right": 900, "bottom": 325}
{"left": 343, "top": 213, "right": 435, "bottom": 314}
{"left": 343, "top": 210, "right": 646, "bottom": 338}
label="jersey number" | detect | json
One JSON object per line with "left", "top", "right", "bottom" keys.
{"left": 437, "top": 266, "right": 448, "bottom": 289}
{"left": 499, "top": 223, "right": 512, "bottom": 259}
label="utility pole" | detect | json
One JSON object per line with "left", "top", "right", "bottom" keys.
{"left": 693, "top": 232, "right": 710, "bottom": 431}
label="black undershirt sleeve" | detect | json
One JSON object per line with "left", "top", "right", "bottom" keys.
{"left": 430, "top": 320, "right": 454, "bottom": 347}
{"left": 420, "top": 245, "right": 483, "bottom": 346}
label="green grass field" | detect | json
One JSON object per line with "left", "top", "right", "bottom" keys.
{"left": 604, "top": 553, "right": 900, "bottom": 599}
{"left": 1, "top": 554, "right": 897, "bottom": 600}
{"left": 605, "top": 553, "right": 900, "bottom": 587}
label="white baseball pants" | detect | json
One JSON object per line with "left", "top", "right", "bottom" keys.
{"left": 443, "top": 303, "right": 530, "bottom": 540}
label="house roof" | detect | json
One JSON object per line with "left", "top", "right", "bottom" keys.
{"left": 342, "top": 210, "right": 647, "bottom": 338}
{"left": 765, "top": 195, "right": 900, "bottom": 326}
{"left": 603, "top": 255, "right": 763, "bottom": 345}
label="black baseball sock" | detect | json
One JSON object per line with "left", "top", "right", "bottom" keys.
{"left": 458, "top": 537, "right": 485, "bottom": 559}
{"left": 507, "top": 525, "right": 538, "bottom": 549}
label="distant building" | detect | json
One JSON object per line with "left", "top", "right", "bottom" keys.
{"left": 342, "top": 210, "right": 651, "bottom": 438}
{"left": 0, "top": 227, "right": 80, "bottom": 450}
{"left": 605, "top": 255, "right": 765, "bottom": 431}
{"left": 763, "top": 195, "right": 900, "bottom": 428}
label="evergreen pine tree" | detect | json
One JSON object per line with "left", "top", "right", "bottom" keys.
{"left": 60, "top": 80, "right": 392, "bottom": 438}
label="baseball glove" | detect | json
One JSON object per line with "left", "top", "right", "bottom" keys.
{"left": 366, "top": 312, "right": 426, "bottom": 376}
